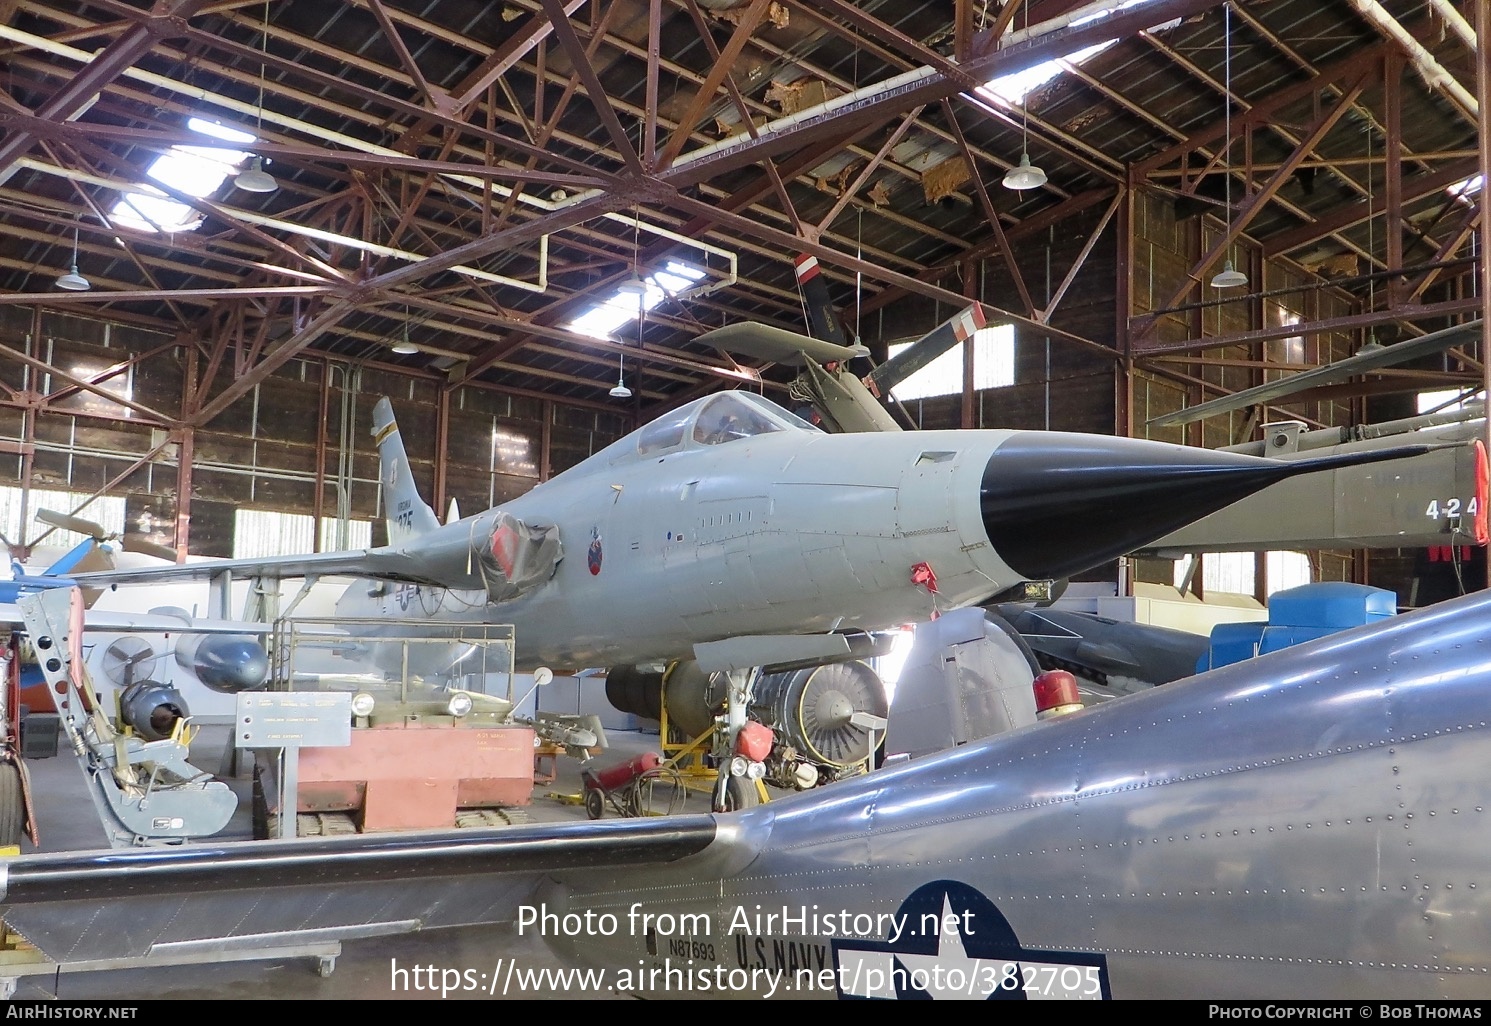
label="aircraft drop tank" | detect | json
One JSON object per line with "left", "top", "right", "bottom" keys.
{"left": 980, "top": 433, "right": 1437, "bottom": 580}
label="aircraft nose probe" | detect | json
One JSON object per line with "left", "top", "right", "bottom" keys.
{"left": 980, "top": 434, "right": 1441, "bottom": 581}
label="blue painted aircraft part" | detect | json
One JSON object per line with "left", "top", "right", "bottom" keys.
{"left": 1202, "top": 581, "right": 1399, "bottom": 672}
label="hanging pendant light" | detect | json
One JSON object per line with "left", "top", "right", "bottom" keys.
{"left": 1211, "top": 2, "right": 1247, "bottom": 289}
{"left": 236, "top": 2, "right": 278, "bottom": 194}
{"left": 391, "top": 307, "right": 418, "bottom": 354}
{"left": 235, "top": 155, "right": 277, "bottom": 193}
{"left": 610, "top": 208, "right": 642, "bottom": 399}
{"left": 615, "top": 273, "right": 648, "bottom": 298}
{"left": 1003, "top": 152, "right": 1047, "bottom": 191}
{"left": 54, "top": 223, "right": 90, "bottom": 291}
{"left": 1210, "top": 260, "right": 1248, "bottom": 289}
{"left": 1003, "top": 1, "right": 1046, "bottom": 193}
{"left": 609, "top": 357, "right": 633, "bottom": 399}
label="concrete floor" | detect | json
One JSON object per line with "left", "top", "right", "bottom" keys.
{"left": 7, "top": 723, "right": 670, "bottom": 1001}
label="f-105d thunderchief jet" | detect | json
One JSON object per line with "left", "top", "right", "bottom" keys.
{"left": 76, "top": 389, "right": 1431, "bottom": 803}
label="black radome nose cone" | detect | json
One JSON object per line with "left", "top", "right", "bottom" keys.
{"left": 981, "top": 433, "right": 1432, "bottom": 581}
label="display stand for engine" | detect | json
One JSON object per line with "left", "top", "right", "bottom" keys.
{"left": 255, "top": 617, "right": 560, "bottom": 835}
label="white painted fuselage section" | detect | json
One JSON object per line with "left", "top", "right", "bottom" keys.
{"left": 337, "top": 423, "right": 1020, "bottom": 669}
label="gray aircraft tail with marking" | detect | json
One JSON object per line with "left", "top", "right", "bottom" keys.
{"left": 372, "top": 397, "right": 440, "bottom": 545}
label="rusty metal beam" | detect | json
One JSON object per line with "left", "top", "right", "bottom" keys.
{"left": 0, "top": 333, "right": 173, "bottom": 422}
{"left": 447, "top": 1, "right": 587, "bottom": 115}
{"left": 645, "top": 0, "right": 660, "bottom": 171}
{"left": 1045, "top": 189, "right": 1124, "bottom": 321}
{"left": 1262, "top": 157, "right": 1481, "bottom": 256}
{"left": 10, "top": 117, "right": 613, "bottom": 189}
{"left": 173, "top": 23, "right": 605, "bottom": 178}
{"left": 816, "top": 107, "right": 923, "bottom": 236}
{"left": 857, "top": 186, "right": 1118, "bottom": 318}
{"left": 659, "top": 0, "right": 771, "bottom": 170}
{"left": 537, "top": 0, "right": 644, "bottom": 176}
{"left": 366, "top": 0, "right": 448, "bottom": 114}
{"left": 669, "top": 193, "right": 1115, "bottom": 359}
{"left": 187, "top": 298, "right": 360, "bottom": 428}
{"left": 660, "top": 0, "right": 1228, "bottom": 188}
{"left": 1407, "top": 204, "right": 1481, "bottom": 302}
{"left": 942, "top": 99, "right": 1034, "bottom": 318}
{"left": 1145, "top": 77, "right": 1368, "bottom": 325}
{"left": 447, "top": 127, "right": 879, "bottom": 388}
{"left": 1384, "top": 52, "right": 1405, "bottom": 306}
{"left": 782, "top": 0, "right": 969, "bottom": 83}
{"left": 1135, "top": 41, "right": 1390, "bottom": 176}
{"left": 0, "top": 286, "right": 332, "bottom": 306}
{"left": 44, "top": 339, "right": 179, "bottom": 408}
{"left": 0, "top": 0, "right": 211, "bottom": 176}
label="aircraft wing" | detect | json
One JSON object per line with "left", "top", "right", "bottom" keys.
{"left": 68, "top": 547, "right": 447, "bottom": 588}
{"left": 0, "top": 816, "right": 724, "bottom": 964}
{"left": 0, "top": 604, "right": 271, "bottom": 635}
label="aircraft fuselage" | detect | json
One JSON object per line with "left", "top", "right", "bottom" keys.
{"left": 338, "top": 427, "right": 1015, "bottom": 669}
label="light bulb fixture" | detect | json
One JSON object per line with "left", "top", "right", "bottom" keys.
{"left": 235, "top": 155, "right": 277, "bottom": 193}
{"left": 1212, "top": 3, "right": 1248, "bottom": 290}
{"left": 1210, "top": 260, "right": 1248, "bottom": 289}
{"left": 391, "top": 309, "right": 418, "bottom": 355}
{"left": 1002, "top": 1, "right": 1046, "bottom": 193}
{"left": 608, "top": 207, "right": 641, "bottom": 399}
{"left": 236, "top": 2, "right": 278, "bottom": 194}
{"left": 1002, "top": 152, "right": 1047, "bottom": 191}
{"left": 610, "top": 346, "right": 633, "bottom": 398}
{"left": 55, "top": 224, "right": 90, "bottom": 291}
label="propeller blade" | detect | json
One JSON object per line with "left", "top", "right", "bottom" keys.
{"left": 122, "top": 536, "right": 180, "bottom": 562}
{"left": 35, "top": 508, "right": 110, "bottom": 540}
{"left": 1146, "top": 319, "right": 1484, "bottom": 428}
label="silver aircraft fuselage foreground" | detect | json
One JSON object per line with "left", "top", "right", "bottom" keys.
{"left": 1, "top": 586, "right": 1487, "bottom": 998}
{"left": 77, "top": 390, "right": 1433, "bottom": 672}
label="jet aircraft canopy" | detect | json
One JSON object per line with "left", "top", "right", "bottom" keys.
{"left": 614, "top": 392, "right": 818, "bottom": 462}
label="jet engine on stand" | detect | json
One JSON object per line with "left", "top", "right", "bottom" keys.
{"left": 606, "top": 649, "right": 890, "bottom": 804}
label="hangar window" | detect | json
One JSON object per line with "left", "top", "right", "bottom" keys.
{"left": 0, "top": 489, "right": 126, "bottom": 559}
{"left": 111, "top": 118, "right": 254, "bottom": 234}
{"left": 1416, "top": 389, "right": 1476, "bottom": 415}
{"left": 888, "top": 323, "right": 1014, "bottom": 402}
{"left": 1173, "top": 551, "right": 1312, "bottom": 597}
{"left": 234, "top": 510, "right": 372, "bottom": 557}
{"left": 1264, "top": 306, "right": 1305, "bottom": 382}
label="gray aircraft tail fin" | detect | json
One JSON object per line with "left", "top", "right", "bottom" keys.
{"left": 372, "top": 397, "right": 441, "bottom": 545}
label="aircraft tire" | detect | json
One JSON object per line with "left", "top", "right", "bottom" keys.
{"left": 0, "top": 762, "right": 21, "bottom": 848}
{"left": 720, "top": 776, "right": 760, "bottom": 813}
